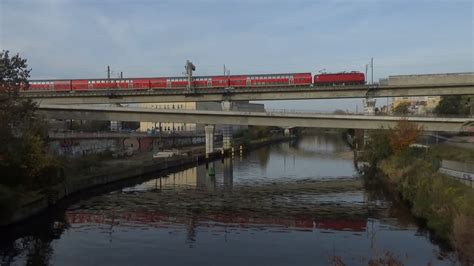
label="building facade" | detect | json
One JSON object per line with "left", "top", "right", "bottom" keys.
{"left": 391, "top": 96, "right": 441, "bottom": 114}
{"left": 139, "top": 101, "right": 265, "bottom": 133}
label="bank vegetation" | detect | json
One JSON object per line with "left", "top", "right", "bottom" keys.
{"left": 362, "top": 119, "right": 474, "bottom": 265}
{"left": 0, "top": 51, "right": 64, "bottom": 220}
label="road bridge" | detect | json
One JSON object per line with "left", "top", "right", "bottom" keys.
{"left": 26, "top": 83, "right": 474, "bottom": 104}
{"left": 38, "top": 104, "right": 474, "bottom": 133}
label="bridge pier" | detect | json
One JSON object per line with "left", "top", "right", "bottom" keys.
{"left": 221, "top": 101, "right": 234, "bottom": 150}
{"left": 284, "top": 127, "right": 291, "bottom": 137}
{"left": 363, "top": 97, "right": 376, "bottom": 115}
{"left": 205, "top": 125, "right": 215, "bottom": 157}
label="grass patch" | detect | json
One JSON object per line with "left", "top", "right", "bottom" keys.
{"left": 430, "top": 144, "right": 474, "bottom": 163}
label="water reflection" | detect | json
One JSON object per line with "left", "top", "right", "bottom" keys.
{"left": 223, "top": 157, "right": 233, "bottom": 189}
{"left": 0, "top": 134, "right": 459, "bottom": 266}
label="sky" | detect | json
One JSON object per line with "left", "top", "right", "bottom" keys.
{"left": 1, "top": 0, "right": 473, "bottom": 111}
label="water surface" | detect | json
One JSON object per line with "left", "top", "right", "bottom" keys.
{"left": 0, "top": 134, "right": 458, "bottom": 265}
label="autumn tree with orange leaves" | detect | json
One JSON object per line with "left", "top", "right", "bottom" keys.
{"left": 389, "top": 119, "right": 423, "bottom": 155}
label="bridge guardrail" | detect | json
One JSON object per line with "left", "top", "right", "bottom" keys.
{"left": 265, "top": 109, "right": 472, "bottom": 118}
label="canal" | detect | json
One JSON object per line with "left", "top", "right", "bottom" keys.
{"left": 0, "top": 134, "right": 459, "bottom": 265}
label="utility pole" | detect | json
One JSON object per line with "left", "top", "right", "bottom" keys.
{"left": 120, "top": 71, "right": 123, "bottom": 79}
{"left": 370, "top": 58, "right": 374, "bottom": 84}
{"left": 365, "top": 64, "right": 369, "bottom": 83}
{"left": 185, "top": 60, "right": 196, "bottom": 93}
{"left": 107, "top": 65, "right": 110, "bottom": 80}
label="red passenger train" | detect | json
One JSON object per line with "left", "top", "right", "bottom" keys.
{"left": 25, "top": 71, "right": 364, "bottom": 92}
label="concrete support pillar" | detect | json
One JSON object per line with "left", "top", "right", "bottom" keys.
{"left": 363, "top": 97, "right": 376, "bottom": 115}
{"left": 205, "top": 125, "right": 215, "bottom": 157}
{"left": 223, "top": 127, "right": 232, "bottom": 150}
{"left": 110, "top": 103, "right": 124, "bottom": 131}
{"left": 221, "top": 101, "right": 233, "bottom": 150}
{"left": 284, "top": 127, "right": 291, "bottom": 137}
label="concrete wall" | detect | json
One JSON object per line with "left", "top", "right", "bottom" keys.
{"left": 388, "top": 72, "right": 474, "bottom": 86}
{"left": 49, "top": 138, "right": 118, "bottom": 156}
{"left": 49, "top": 135, "right": 213, "bottom": 157}
{"left": 139, "top": 102, "right": 197, "bottom": 132}
{"left": 439, "top": 159, "right": 473, "bottom": 188}
{"left": 441, "top": 160, "right": 474, "bottom": 174}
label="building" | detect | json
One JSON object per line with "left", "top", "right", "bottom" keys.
{"left": 385, "top": 72, "right": 473, "bottom": 115}
{"left": 138, "top": 101, "right": 265, "bottom": 133}
{"left": 391, "top": 96, "right": 441, "bottom": 114}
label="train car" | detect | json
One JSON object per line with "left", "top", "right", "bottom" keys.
{"left": 115, "top": 79, "right": 131, "bottom": 89}
{"left": 229, "top": 75, "right": 247, "bottom": 87}
{"left": 193, "top": 76, "right": 212, "bottom": 89}
{"left": 53, "top": 80, "right": 72, "bottom": 91}
{"left": 90, "top": 79, "right": 111, "bottom": 90}
{"left": 24, "top": 72, "right": 314, "bottom": 93}
{"left": 248, "top": 73, "right": 312, "bottom": 87}
{"left": 90, "top": 79, "right": 130, "bottom": 90}
{"left": 132, "top": 78, "right": 152, "bottom": 90}
{"left": 293, "top": 73, "right": 313, "bottom": 85}
{"left": 167, "top": 77, "right": 188, "bottom": 89}
{"left": 210, "top": 76, "right": 229, "bottom": 88}
{"left": 314, "top": 72, "right": 365, "bottom": 86}
{"left": 149, "top": 78, "right": 167, "bottom": 89}
{"left": 72, "top": 80, "right": 89, "bottom": 91}
{"left": 29, "top": 80, "right": 53, "bottom": 91}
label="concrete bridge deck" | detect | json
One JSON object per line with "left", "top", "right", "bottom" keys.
{"left": 27, "top": 83, "right": 474, "bottom": 104}
{"left": 38, "top": 104, "right": 474, "bottom": 132}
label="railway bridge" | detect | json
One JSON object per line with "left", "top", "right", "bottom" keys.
{"left": 38, "top": 104, "right": 474, "bottom": 156}
{"left": 24, "top": 83, "right": 474, "bottom": 105}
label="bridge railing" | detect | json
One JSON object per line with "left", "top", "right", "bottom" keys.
{"left": 265, "top": 108, "right": 472, "bottom": 118}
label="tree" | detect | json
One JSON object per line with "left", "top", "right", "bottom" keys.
{"left": 435, "top": 96, "right": 470, "bottom": 115}
{"left": 363, "top": 129, "right": 391, "bottom": 165}
{"left": 389, "top": 119, "right": 423, "bottom": 155}
{"left": 393, "top": 102, "right": 411, "bottom": 115}
{"left": 0, "top": 50, "right": 61, "bottom": 190}
{"left": 0, "top": 50, "right": 30, "bottom": 97}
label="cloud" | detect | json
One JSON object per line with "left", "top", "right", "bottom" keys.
{"left": 1, "top": 0, "right": 472, "bottom": 110}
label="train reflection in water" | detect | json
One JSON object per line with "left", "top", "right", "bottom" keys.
{"left": 66, "top": 211, "right": 367, "bottom": 233}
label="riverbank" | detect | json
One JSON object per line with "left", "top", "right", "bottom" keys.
{"left": 0, "top": 135, "right": 295, "bottom": 227}
{"left": 375, "top": 144, "right": 474, "bottom": 264}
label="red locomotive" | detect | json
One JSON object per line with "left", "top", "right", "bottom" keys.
{"left": 25, "top": 71, "right": 364, "bottom": 92}
{"left": 314, "top": 72, "right": 365, "bottom": 86}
